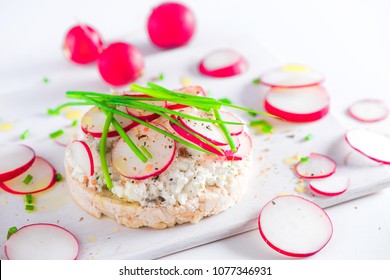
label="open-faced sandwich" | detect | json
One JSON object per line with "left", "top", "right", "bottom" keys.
{"left": 63, "top": 83, "right": 254, "bottom": 229}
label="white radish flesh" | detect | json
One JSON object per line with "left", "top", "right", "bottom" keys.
{"left": 258, "top": 195, "right": 333, "bottom": 257}
{"left": 112, "top": 123, "right": 176, "bottom": 180}
{"left": 219, "top": 110, "right": 244, "bottom": 136}
{"left": 81, "top": 106, "right": 136, "bottom": 138}
{"left": 264, "top": 86, "right": 330, "bottom": 122}
{"left": 178, "top": 108, "right": 228, "bottom": 145}
{"left": 54, "top": 126, "right": 78, "bottom": 147}
{"left": 224, "top": 131, "right": 252, "bottom": 160}
{"left": 125, "top": 94, "right": 167, "bottom": 121}
{"left": 5, "top": 223, "right": 79, "bottom": 260}
{"left": 0, "top": 144, "right": 35, "bottom": 181}
{"left": 348, "top": 99, "right": 388, "bottom": 122}
{"left": 199, "top": 49, "right": 248, "bottom": 78}
{"left": 309, "top": 175, "right": 349, "bottom": 196}
{"left": 168, "top": 86, "right": 207, "bottom": 110}
{"left": 295, "top": 153, "right": 336, "bottom": 179}
{"left": 345, "top": 129, "right": 390, "bottom": 164}
{"left": 0, "top": 157, "right": 56, "bottom": 195}
{"left": 259, "top": 64, "right": 324, "bottom": 88}
{"left": 69, "top": 140, "right": 94, "bottom": 176}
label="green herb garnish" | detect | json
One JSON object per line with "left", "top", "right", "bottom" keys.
{"left": 305, "top": 133, "right": 313, "bottom": 141}
{"left": 25, "top": 205, "right": 34, "bottom": 211}
{"left": 218, "top": 98, "right": 232, "bottom": 104}
{"left": 25, "top": 194, "right": 33, "bottom": 204}
{"left": 249, "top": 119, "right": 273, "bottom": 134}
{"left": 55, "top": 173, "right": 63, "bottom": 182}
{"left": 49, "top": 129, "right": 64, "bottom": 139}
{"left": 71, "top": 120, "right": 78, "bottom": 127}
{"left": 300, "top": 157, "right": 309, "bottom": 162}
{"left": 252, "top": 78, "right": 261, "bottom": 84}
{"left": 247, "top": 111, "right": 257, "bottom": 117}
{"left": 158, "top": 73, "right": 164, "bottom": 81}
{"left": 7, "top": 227, "right": 18, "bottom": 239}
{"left": 100, "top": 111, "right": 114, "bottom": 189}
{"left": 23, "top": 174, "right": 33, "bottom": 185}
{"left": 20, "top": 129, "right": 30, "bottom": 140}
{"left": 141, "top": 145, "right": 153, "bottom": 159}
{"left": 42, "top": 77, "right": 49, "bottom": 84}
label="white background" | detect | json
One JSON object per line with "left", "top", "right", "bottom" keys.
{"left": 1, "top": 0, "right": 390, "bottom": 260}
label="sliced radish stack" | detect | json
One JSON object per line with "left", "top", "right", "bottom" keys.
{"left": 264, "top": 86, "right": 330, "bottom": 122}
{"left": 0, "top": 157, "right": 56, "bottom": 194}
{"left": 69, "top": 140, "right": 94, "bottom": 176}
{"left": 5, "top": 223, "right": 79, "bottom": 260}
{"left": 348, "top": 99, "right": 388, "bottom": 122}
{"left": 345, "top": 128, "right": 390, "bottom": 164}
{"left": 81, "top": 106, "right": 136, "bottom": 138}
{"left": 54, "top": 126, "right": 78, "bottom": 147}
{"left": 198, "top": 49, "right": 248, "bottom": 78}
{"left": 224, "top": 131, "right": 252, "bottom": 160}
{"left": 0, "top": 144, "right": 35, "bottom": 181}
{"left": 309, "top": 175, "right": 349, "bottom": 196}
{"left": 125, "top": 94, "right": 167, "bottom": 121}
{"left": 112, "top": 123, "right": 176, "bottom": 180}
{"left": 295, "top": 153, "right": 336, "bottom": 179}
{"left": 168, "top": 86, "right": 207, "bottom": 110}
{"left": 258, "top": 195, "right": 333, "bottom": 257}
{"left": 219, "top": 110, "right": 244, "bottom": 136}
{"left": 259, "top": 64, "right": 324, "bottom": 88}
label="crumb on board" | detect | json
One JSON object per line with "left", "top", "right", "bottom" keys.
{"left": 64, "top": 110, "right": 83, "bottom": 121}
{"left": 113, "top": 227, "right": 121, "bottom": 233}
{"left": 294, "top": 185, "right": 307, "bottom": 193}
{"left": 180, "top": 76, "right": 193, "bottom": 86}
{"left": 283, "top": 153, "right": 302, "bottom": 165}
{"left": 0, "top": 122, "right": 14, "bottom": 132}
{"left": 87, "top": 236, "right": 97, "bottom": 243}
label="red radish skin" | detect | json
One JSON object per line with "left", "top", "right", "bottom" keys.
{"left": 5, "top": 223, "right": 79, "bottom": 260}
{"left": 147, "top": 2, "right": 196, "bottom": 48}
{"left": 0, "top": 144, "right": 36, "bottom": 182}
{"left": 125, "top": 94, "right": 167, "bottom": 122}
{"left": 69, "top": 140, "right": 94, "bottom": 176}
{"left": 98, "top": 42, "right": 144, "bottom": 86}
{"left": 63, "top": 24, "right": 103, "bottom": 64}
{"left": 258, "top": 195, "right": 333, "bottom": 257}
{"left": 295, "top": 153, "right": 336, "bottom": 179}
{"left": 348, "top": 99, "right": 389, "bottom": 123}
{"left": 167, "top": 86, "right": 207, "bottom": 110}
{"left": 259, "top": 64, "right": 324, "bottom": 88}
{"left": 0, "top": 157, "right": 56, "bottom": 195}
{"left": 264, "top": 86, "right": 330, "bottom": 123}
{"left": 199, "top": 49, "right": 248, "bottom": 78}
{"left": 309, "top": 176, "right": 349, "bottom": 196}
{"left": 111, "top": 123, "right": 176, "bottom": 180}
{"left": 81, "top": 106, "right": 137, "bottom": 138}
{"left": 345, "top": 129, "right": 390, "bottom": 164}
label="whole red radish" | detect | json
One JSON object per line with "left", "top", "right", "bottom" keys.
{"left": 63, "top": 24, "right": 103, "bottom": 64}
{"left": 97, "top": 42, "right": 144, "bottom": 86}
{"left": 147, "top": 2, "right": 196, "bottom": 48}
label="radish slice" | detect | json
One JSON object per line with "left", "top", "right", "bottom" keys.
{"left": 258, "top": 195, "right": 333, "bottom": 257}
{"left": 224, "top": 131, "right": 252, "bottom": 160}
{"left": 259, "top": 64, "right": 324, "bottom": 88}
{"left": 168, "top": 86, "right": 207, "bottom": 110}
{"left": 295, "top": 153, "right": 336, "bottom": 179}
{"left": 69, "top": 140, "right": 94, "bottom": 176}
{"left": 345, "top": 128, "right": 390, "bottom": 164}
{"left": 112, "top": 123, "right": 176, "bottom": 180}
{"left": 219, "top": 110, "right": 244, "bottom": 136}
{"left": 264, "top": 86, "right": 330, "bottom": 122}
{"left": 54, "top": 126, "right": 78, "bottom": 147}
{"left": 199, "top": 49, "right": 248, "bottom": 78}
{"left": 0, "top": 157, "right": 56, "bottom": 194}
{"left": 5, "top": 223, "right": 79, "bottom": 260}
{"left": 348, "top": 99, "right": 388, "bottom": 122}
{"left": 0, "top": 144, "right": 35, "bottom": 181}
{"left": 309, "top": 175, "right": 349, "bottom": 196}
{"left": 178, "top": 108, "right": 228, "bottom": 145}
{"left": 125, "top": 94, "right": 167, "bottom": 121}
{"left": 81, "top": 106, "right": 136, "bottom": 138}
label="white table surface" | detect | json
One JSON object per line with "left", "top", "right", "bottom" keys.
{"left": 1, "top": 0, "right": 389, "bottom": 260}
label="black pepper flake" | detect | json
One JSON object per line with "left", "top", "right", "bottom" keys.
{"left": 271, "top": 201, "right": 276, "bottom": 205}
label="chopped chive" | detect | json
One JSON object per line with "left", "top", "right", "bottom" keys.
{"left": 252, "top": 78, "right": 261, "bottom": 84}
{"left": 305, "top": 133, "right": 313, "bottom": 141}
{"left": 42, "top": 77, "right": 49, "bottom": 84}
{"left": 249, "top": 120, "right": 273, "bottom": 134}
{"left": 100, "top": 112, "right": 114, "bottom": 189}
{"left": 20, "top": 129, "right": 30, "bottom": 140}
{"left": 49, "top": 129, "right": 64, "bottom": 139}
{"left": 158, "top": 73, "right": 164, "bottom": 80}
{"left": 214, "top": 109, "right": 237, "bottom": 152}
{"left": 48, "top": 108, "right": 59, "bottom": 115}
{"left": 300, "top": 157, "right": 309, "bottom": 162}
{"left": 25, "top": 194, "right": 33, "bottom": 204}
{"left": 218, "top": 98, "right": 232, "bottom": 104}
{"left": 25, "top": 205, "right": 35, "bottom": 211}
{"left": 71, "top": 120, "right": 78, "bottom": 127}
{"left": 23, "top": 174, "right": 33, "bottom": 185}
{"left": 7, "top": 227, "right": 18, "bottom": 239}
{"left": 140, "top": 145, "right": 153, "bottom": 159}
{"left": 247, "top": 111, "right": 257, "bottom": 117}
{"left": 55, "top": 173, "right": 63, "bottom": 182}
